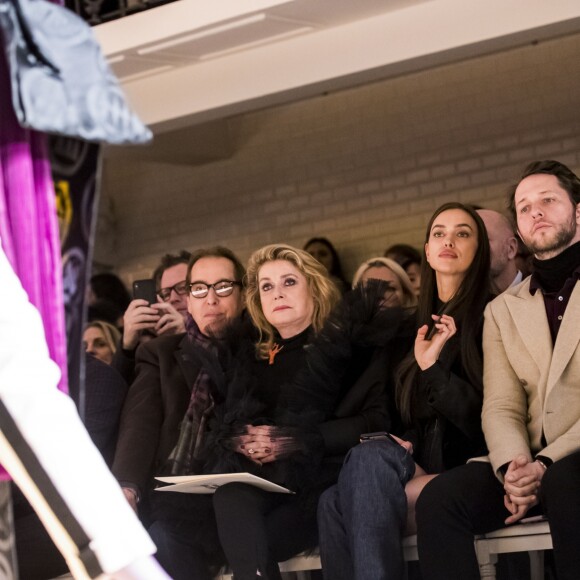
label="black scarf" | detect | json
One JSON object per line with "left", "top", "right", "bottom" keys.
{"left": 166, "top": 317, "right": 216, "bottom": 475}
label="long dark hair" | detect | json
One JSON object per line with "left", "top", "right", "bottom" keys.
{"left": 395, "top": 202, "right": 490, "bottom": 424}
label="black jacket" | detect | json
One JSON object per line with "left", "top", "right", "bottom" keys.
{"left": 409, "top": 331, "right": 487, "bottom": 474}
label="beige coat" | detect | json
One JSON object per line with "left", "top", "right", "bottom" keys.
{"left": 482, "top": 277, "right": 580, "bottom": 476}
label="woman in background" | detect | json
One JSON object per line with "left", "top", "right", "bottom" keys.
{"left": 352, "top": 256, "right": 417, "bottom": 309}
{"left": 304, "top": 237, "right": 349, "bottom": 293}
{"left": 83, "top": 320, "right": 121, "bottom": 365}
{"left": 385, "top": 243, "right": 422, "bottom": 298}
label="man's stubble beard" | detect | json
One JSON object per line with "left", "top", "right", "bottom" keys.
{"left": 526, "top": 213, "right": 577, "bottom": 259}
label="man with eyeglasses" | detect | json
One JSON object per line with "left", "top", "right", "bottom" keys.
{"left": 112, "top": 247, "right": 246, "bottom": 521}
{"left": 113, "top": 251, "right": 191, "bottom": 384}
{"left": 154, "top": 251, "right": 192, "bottom": 320}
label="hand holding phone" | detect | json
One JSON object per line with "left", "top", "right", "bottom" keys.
{"left": 360, "top": 432, "right": 413, "bottom": 454}
{"left": 426, "top": 303, "right": 452, "bottom": 340}
{"left": 122, "top": 280, "right": 161, "bottom": 349}
{"left": 426, "top": 317, "right": 441, "bottom": 340}
{"left": 132, "top": 279, "right": 158, "bottom": 305}
{"left": 415, "top": 312, "right": 457, "bottom": 371}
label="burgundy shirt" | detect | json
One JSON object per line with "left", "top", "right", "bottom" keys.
{"left": 529, "top": 266, "right": 580, "bottom": 344}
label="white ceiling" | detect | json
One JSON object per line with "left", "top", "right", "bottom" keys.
{"left": 95, "top": 0, "right": 580, "bottom": 133}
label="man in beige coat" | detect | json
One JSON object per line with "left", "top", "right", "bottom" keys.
{"left": 415, "top": 160, "right": 580, "bottom": 580}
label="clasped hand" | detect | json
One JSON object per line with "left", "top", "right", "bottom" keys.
{"left": 231, "top": 425, "right": 297, "bottom": 465}
{"left": 503, "top": 454, "right": 545, "bottom": 524}
{"left": 231, "top": 425, "right": 276, "bottom": 465}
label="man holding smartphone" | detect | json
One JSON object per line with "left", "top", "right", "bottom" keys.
{"left": 113, "top": 251, "right": 191, "bottom": 384}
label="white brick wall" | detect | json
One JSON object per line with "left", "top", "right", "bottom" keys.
{"left": 97, "top": 32, "right": 580, "bottom": 284}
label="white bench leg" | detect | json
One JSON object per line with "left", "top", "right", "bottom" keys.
{"left": 476, "top": 541, "right": 498, "bottom": 579}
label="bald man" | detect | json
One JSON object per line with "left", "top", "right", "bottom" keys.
{"left": 477, "top": 209, "right": 522, "bottom": 294}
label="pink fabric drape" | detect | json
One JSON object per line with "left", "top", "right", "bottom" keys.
{"left": 0, "top": 15, "right": 68, "bottom": 480}
{"left": 0, "top": 39, "right": 68, "bottom": 394}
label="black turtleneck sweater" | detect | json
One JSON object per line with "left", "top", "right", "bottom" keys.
{"left": 252, "top": 327, "right": 312, "bottom": 417}
{"left": 529, "top": 241, "right": 580, "bottom": 343}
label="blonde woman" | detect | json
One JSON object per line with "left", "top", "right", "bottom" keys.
{"left": 352, "top": 257, "right": 417, "bottom": 309}
{"left": 83, "top": 320, "right": 121, "bottom": 365}
{"left": 245, "top": 243, "right": 341, "bottom": 360}
{"left": 211, "top": 244, "right": 414, "bottom": 580}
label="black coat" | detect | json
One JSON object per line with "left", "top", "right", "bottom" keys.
{"left": 84, "top": 353, "right": 128, "bottom": 467}
{"left": 112, "top": 333, "right": 199, "bottom": 495}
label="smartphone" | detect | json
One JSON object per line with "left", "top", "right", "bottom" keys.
{"left": 426, "top": 319, "right": 440, "bottom": 340}
{"left": 426, "top": 304, "right": 452, "bottom": 340}
{"left": 132, "top": 279, "right": 158, "bottom": 305}
{"left": 360, "top": 431, "right": 399, "bottom": 445}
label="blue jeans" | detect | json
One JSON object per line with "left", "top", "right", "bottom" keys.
{"left": 318, "top": 440, "right": 415, "bottom": 580}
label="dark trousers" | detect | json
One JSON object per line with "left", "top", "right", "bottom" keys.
{"left": 213, "top": 483, "right": 319, "bottom": 580}
{"left": 12, "top": 484, "right": 67, "bottom": 580}
{"left": 416, "top": 451, "right": 580, "bottom": 580}
{"left": 149, "top": 492, "right": 221, "bottom": 580}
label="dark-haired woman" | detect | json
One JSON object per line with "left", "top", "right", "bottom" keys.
{"left": 304, "top": 237, "right": 349, "bottom": 293}
{"left": 317, "top": 202, "right": 491, "bottom": 580}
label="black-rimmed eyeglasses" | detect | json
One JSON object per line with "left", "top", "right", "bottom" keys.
{"left": 158, "top": 280, "right": 188, "bottom": 302}
{"left": 188, "top": 280, "right": 242, "bottom": 299}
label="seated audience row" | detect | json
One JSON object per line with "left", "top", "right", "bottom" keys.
{"left": 90, "top": 207, "right": 523, "bottom": 352}
{"left": 93, "top": 158, "right": 578, "bottom": 580}
{"left": 416, "top": 160, "right": 580, "bottom": 580}
{"left": 112, "top": 244, "right": 416, "bottom": 579}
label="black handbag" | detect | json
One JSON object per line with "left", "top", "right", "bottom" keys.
{"left": 0, "top": 0, "right": 152, "bottom": 144}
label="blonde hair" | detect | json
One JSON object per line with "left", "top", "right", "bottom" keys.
{"left": 351, "top": 257, "right": 417, "bottom": 309}
{"left": 246, "top": 244, "right": 341, "bottom": 359}
{"left": 83, "top": 321, "right": 121, "bottom": 355}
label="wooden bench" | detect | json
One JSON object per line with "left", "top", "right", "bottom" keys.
{"left": 217, "top": 535, "right": 419, "bottom": 579}
{"left": 477, "top": 520, "right": 552, "bottom": 580}
{"left": 217, "top": 521, "right": 552, "bottom": 579}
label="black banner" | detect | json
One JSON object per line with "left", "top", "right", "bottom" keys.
{"left": 50, "top": 136, "right": 101, "bottom": 414}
